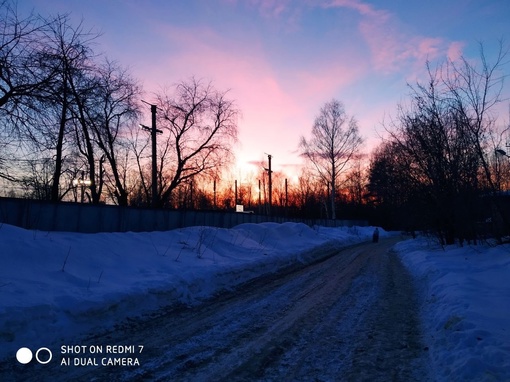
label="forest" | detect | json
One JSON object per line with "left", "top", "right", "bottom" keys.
{"left": 1, "top": 1, "right": 509, "bottom": 244}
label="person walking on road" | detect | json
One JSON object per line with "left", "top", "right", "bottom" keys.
{"left": 372, "top": 228, "right": 379, "bottom": 243}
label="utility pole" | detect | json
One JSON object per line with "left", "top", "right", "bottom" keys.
{"left": 264, "top": 154, "right": 272, "bottom": 216}
{"left": 140, "top": 101, "right": 162, "bottom": 208}
{"left": 235, "top": 179, "right": 238, "bottom": 206}
{"left": 258, "top": 179, "right": 261, "bottom": 213}
{"left": 285, "top": 178, "right": 288, "bottom": 216}
{"left": 150, "top": 104, "right": 158, "bottom": 208}
{"left": 190, "top": 178, "right": 194, "bottom": 209}
{"left": 213, "top": 178, "right": 217, "bottom": 209}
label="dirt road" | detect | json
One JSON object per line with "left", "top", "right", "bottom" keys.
{"left": 4, "top": 237, "right": 430, "bottom": 381}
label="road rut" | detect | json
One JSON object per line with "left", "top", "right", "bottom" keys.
{"left": 3, "top": 237, "right": 430, "bottom": 381}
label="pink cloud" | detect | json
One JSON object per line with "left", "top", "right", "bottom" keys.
{"left": 322, "top": 0, "right": 464, "bottom": 74}
{"left": 137, "top": 2, "right": 467, "bottom": 170}
{"left": 149, "top": 20, "right": 366, "bottom": 124}
{"left": 415, "top": 38, "right": 444, "bottom": 61}
{"left": 249, "top": 0, "right": 290, "bottom": 18}
{"left": 143, "top": 23, "right": 308, "bottom": 164}
{"left": 323, "top": 0, "right": 387, "bottom": 18}
{"left": 447, "top": 41, "right": 465, "bottom": 62}
{"left": 222, "top": 0, "right": 293, "bottom": 19}
{"left": 358, "top": 17, "right": 443, "bottom": 73}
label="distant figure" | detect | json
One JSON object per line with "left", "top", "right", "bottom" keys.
{"left": 372, "top": 227, "right": 379, "bottom": 243}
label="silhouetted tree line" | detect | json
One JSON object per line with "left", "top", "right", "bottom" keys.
{"left": 0, "top": 0, "right": 369, "bottom": 221}
{"left": 3, "top": 1, "right": 509, "bottom": 238}
{"left": 367, "top": 44, "right": 510, "bottom": 244}
{"left": 0, "top": 1, "right": 238, "bottom": 208}
{"left": 126, "top": 165, "right": 369, "bottom": 222}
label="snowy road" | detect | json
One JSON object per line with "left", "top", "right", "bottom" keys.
{"left": 7, "top": 237, "right": 430, "bottom": 381}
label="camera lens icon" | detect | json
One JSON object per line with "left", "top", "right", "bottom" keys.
{"left": 16, "top": 347, "right": 52, "bottom": 365}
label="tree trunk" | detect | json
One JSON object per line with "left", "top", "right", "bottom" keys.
{"left": 51, "top": 81, "right": 68, "bottom": 202}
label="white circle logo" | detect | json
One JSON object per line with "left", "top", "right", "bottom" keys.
{"left": 16, "top": 347, "right": 53, "bottom": 365}
{"left": 16, "top": 347, "right": 33, "bottom": 364}
{"left": 35, "top": 347, "right": 52, "bottom": 364}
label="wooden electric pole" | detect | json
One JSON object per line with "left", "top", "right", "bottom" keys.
{"left": 264, "top": 154, "right": 272, "bottom": 216}
{"left": 140, "top": 101, "right": 162, "bottom": 208}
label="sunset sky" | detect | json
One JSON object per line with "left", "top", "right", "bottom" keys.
{"left": 20, "top": 0, "right": 510, "bottom": 178}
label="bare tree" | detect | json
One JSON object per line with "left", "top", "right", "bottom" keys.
{"left": 1, "top": 3, "right": 140, "bottom": 205}
{"left": 0, "top": 1, "right": 59, "bottom": 183}
{"left": 368, "top": 140, "right": 423, "bottom": 231}
{"left": 0, "top": 1, "right": 56, "bottom": 109}
{"left": 491, "top": 121, "right": 510, "bottom": 192}
{"left": 344, "top": 157, "right": 366, "bottom": 206}
{"left": 442, "top": 41, "right": 508, "bottom": 191}
{"left": 127, "top": 122, "right": 151, "bottom": 206}
{"left": 155, "top": 78, "right": 239, "bottom": 207}
{"left": 0, "top": 3, "right": 101, "bottom": 200}
{"left": 372, "top": 43, "right": 508, "bottom": 243}
{"left": 271, "top": 171, "right": 288, "bottom": 208}
{"left": 299, "top": 99, "right": 363, "bottom": 219}
{"left": 295, "top": 167, "right": 316, "bottom": 212}
{"left": 67, "top": 63, "right": 103, "bottom": 203}
{"left": 38, "top": 15, "right": 98, "bottom": 201}
{"left": 75, "top": 60, "right": 141, "bottom": 205}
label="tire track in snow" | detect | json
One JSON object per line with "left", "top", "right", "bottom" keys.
{"left": 3, "top": 237, "right": 430, "bottom": 381}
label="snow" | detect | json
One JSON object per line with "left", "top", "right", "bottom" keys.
{"left": 0, "top": 222, "right": 381, "bottom": 362}
{"left": 1, "top": 221, "right": 509, "bottom": 381}
{"left": 395, "top": 238, "right": 510, "bottom": 381}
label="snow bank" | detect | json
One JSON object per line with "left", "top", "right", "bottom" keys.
{"left": 395, "top": 238, "right": 510, "bottom": 382}
{"left": 0, "top": 222, "right": 384, "bottom": 360}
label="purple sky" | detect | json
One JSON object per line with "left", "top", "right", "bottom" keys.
{"left": 21, "top": 0, "right": 510, "bottom": 178}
